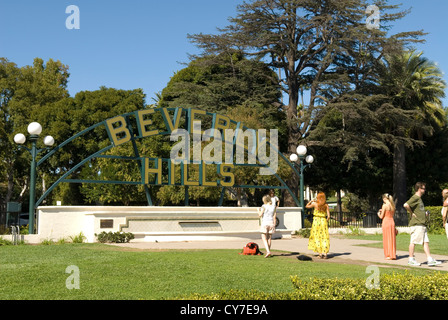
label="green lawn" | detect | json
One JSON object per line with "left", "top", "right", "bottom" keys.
{"left": 0, "top": 243, "right": 436, "bottom": 300}
{"left": 344, "top": 233, "right": 448, "bottom": 255}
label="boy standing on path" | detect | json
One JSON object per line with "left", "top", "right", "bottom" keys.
{"left": 404, "top": 182, "right": 441, "bottom": 267}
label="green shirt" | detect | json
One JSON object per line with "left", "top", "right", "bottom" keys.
{"left": 406, "top": 194, "right": 427, "bottom": 226}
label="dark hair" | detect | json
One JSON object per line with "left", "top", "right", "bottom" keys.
{"left": 414, "top": 182, "right": 426, "bottom": 192}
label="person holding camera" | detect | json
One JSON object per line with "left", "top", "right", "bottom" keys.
{"left": 306, "top": 192, "right": 330, "bottom": 259}
{"left": 377, "top": 193, "right": 396, "bottom": 260}
{"left": 257, "top": 195, "right": 277, "bottom": 258}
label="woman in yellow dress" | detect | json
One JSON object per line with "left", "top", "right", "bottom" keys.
{"left": 306, "top": 192, "right": 331, "bottom": 259}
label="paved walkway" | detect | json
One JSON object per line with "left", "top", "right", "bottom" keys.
{"left": 111, "top": 236, "right": 448, "bottom": 271}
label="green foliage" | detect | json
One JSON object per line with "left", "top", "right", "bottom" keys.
{"left": 95, "top": 231, "right": 134, "bottom": 243}
{"left": 0, "top": 237, "right": 13, "bottom": 246}
{"left": 60, "top": 87, "right": 147, "bottom": 205}
{"left": 342, "top": 193, "right": 370, "bottom": 213}
{"left": 290, "top": 272, "right": 448, "bottom": 300}
{"left": 20, "top": 225, "right": 29, "bottom": 235}
{"left": 159, "top": 52, "right": 287, "bottom": 149}
{"left": 407, "top": 130, "right": 448, "bottom": 206}
{"left": 182, "top": 289, "right": 290, "bottom": 300}
{"left": 0, "top": 60, "right": 149, "bottom": 206}
{"left": 79, "top": 143, "right": 149, "bottom": 206}
{"left": 426, "top": 206, "right": 445, "bottom": 234}
{"left": 39, "top": 232, "right": 86, "bottom": 245}
{"left": 40, "top": 238, "right": 54, "bottom": 245}
{"left": 158, "top": 56, "right": 292, "bottom": 206}
{"left": 0, "top": 57, "right": 70, "bottom": 207}
{"left": 69, "top": 232, "right": 86, "bottom": 243}
{"left": 183, "top": 272, "right": 448, "bottom": 300}
{"left": 160, "top": 51, "right": 282, "bottom": 113}
{"left": 295, "top": 228, "right": 311, "bottom": 238}
{"left": 344, "top": 226, "right": 366, "bottom": 236}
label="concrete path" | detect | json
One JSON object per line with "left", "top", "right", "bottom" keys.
{"left": 111, "top": 236, "right": 448, "bottom": 271}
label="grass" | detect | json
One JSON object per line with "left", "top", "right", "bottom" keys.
{"left": 0, "top": 242, "right": 437, "bottom": 300}
{"left": 344, "top": 233, "right": 448, "bottom": 255}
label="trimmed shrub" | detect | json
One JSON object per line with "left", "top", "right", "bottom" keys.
{"left": 426, "top": 206, "right": 445, "bottom": 235}
{"left": 291, "top": 272, "right": 448, "bottom": 300}
{"left": 181, "top": 272, "right": 448, "bottom": 300}
{"left": 95, "top": 231, "right": 134, "bottom": 243}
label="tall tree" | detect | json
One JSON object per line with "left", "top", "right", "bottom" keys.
{"left": 188, "top": 0, "right": 424, "bottom": 205}
{"left": 0, "top": 58, "right": 21, "bottom": 205}
{"left": 0, "top": 57, "right": 70, "bottom": 208}
{"left": 159, "top": 52, "right": 290, "bottom": 206}
{"left": 378, "top": 50, "right": 446, "bottom": 213}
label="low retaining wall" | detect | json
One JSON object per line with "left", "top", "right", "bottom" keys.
{"left": 329, "top": 226, "right": 412, "bottom": 235}
{"left": 20, "top": 206, "right": 302, "bottom": 244}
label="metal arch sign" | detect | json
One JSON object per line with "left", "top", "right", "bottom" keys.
{"left": 36, "top": 107, "right": 301, "bottom": 207}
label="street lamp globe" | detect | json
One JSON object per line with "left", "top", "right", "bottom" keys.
{"left": 14, "top": 133, "right": 26, "bottom": 145}
{"left": 43, "top": 135, "right": 55, "bottom": 146}
{"left": 296, "top": 145, "right": 307, "bottom": 156}
{"left": 305, "top": 155, "right": 314, "bottom": 164}
{"left": 27, "top": 122, "right": 42, "bottom": 135}
{"left": 289, "top": 153, "right": 299, "bottom": 162}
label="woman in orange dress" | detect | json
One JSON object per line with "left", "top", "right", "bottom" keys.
{"left": 377, "top": 193, "right": 396, "bottom": 260}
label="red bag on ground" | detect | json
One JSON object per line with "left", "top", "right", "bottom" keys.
{"left": 239, "top": 242, "right": 262, "bottom": 255}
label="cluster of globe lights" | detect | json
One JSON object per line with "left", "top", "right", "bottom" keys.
{"left": 289, "top": 145, "right": 314, "bottom": 165}
{"left": 14, "top": 122, "right": 55, "bottom": 147}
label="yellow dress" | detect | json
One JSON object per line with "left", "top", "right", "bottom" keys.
{"left": 308, "top": 209, "right": 330, "bottom": 254}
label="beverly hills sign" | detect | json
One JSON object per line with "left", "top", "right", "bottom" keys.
{"left": 105, "top": 107, "right": 279, "bottom": 188}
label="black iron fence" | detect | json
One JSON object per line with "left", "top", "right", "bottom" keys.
{"left": 321, "top": 211, "right": 409, "bottom": 229}
{"left": 0, "top": 202, "right": 6, "bottom": 233}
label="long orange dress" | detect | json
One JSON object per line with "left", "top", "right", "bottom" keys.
{"left": 382, "top": 210, "right": 396, "bottom": 260}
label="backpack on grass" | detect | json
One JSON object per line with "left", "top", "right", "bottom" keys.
{"left": 239, "top": 242, "right": 262, "bottom": 255}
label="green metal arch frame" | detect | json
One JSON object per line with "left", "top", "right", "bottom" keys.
{"left": 35, "top": 107, "right": 301, "bottom": 207}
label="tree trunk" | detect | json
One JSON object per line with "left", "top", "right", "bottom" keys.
{"left": 283, "top": 84, "right": 301, "bottom": 207}
{"left": 393, "top": 142, "right": 407, "bottom": 216}
{"left": 337, "top": 189, "right": 343, "bottom": 224}
{"left": 6, "top": 161, "right": 15, "bottom": 204}
{"left": 283, "top": 174, "right": 299, "bottom": 207}
{"left": 236, "top": 188, "right": 248, "bottom": 207}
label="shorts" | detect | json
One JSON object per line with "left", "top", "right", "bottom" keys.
{"left": 260, "top": 224, "right": 275, "bottom": 234}
{"left": 410, "top": 225, "right": 429, "bottom": 245}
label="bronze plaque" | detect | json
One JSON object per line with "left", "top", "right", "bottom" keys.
{"left": 100, "top": 219, "right": 114, "bottom": 228}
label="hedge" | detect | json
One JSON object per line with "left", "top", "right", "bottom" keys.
{"left": 95, "top": 231, "right": 135, "bottom": 243}
{"left": 290, "top": 272, "right": 448, "bottom": 300}
{"left": 426, "top": 206, "right": 445, "bottom": 235}
{"left": 181, "top": 272, "right": 448, "bottom": 300}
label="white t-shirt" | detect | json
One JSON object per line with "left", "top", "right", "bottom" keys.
{"left": 271, "top": 196, "right": 279, "bottom": 208}
{"left": 261, "top": 203, "right": 276, "bottom": 225}
{"left": 442, "top": 200, "right": 448, "bottom": 224}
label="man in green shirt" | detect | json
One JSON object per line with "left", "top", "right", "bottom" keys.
{"left": 404, "top": 182, "right": 441, "bottom": 266}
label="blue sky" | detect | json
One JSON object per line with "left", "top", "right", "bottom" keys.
{"left": 1, "top": 0, "right": 447, "bottom": 106}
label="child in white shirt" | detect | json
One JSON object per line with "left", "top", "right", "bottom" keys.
{"left": 257, "top": 195, "right": 277, "bottom": 258}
